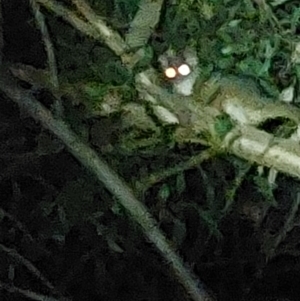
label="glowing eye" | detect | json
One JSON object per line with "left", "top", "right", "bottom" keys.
{"left": 177, "top": 64, "right": 191, "bottom": 76}
{"left": 164, "top": 67, "right": 177, "bottom": 79}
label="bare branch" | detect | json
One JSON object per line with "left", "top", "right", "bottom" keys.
{"left": 35, "top": 0, "right": 101, "bottom": 40}
{"left": 70, "top": 0, "right": 128, "bottom": 55}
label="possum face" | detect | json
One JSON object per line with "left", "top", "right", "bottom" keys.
{"left": 158, "top": 47, "right": 199, "bottom": 96}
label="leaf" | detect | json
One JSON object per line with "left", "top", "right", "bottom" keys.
{"left": 214, "top": 114, "right": 234, "bottom": 139}
{"left": 158, "top": 183, "right": 171, "bottom": 202}
{"left": 176, "top": 172, "right": 186, "bottom": 195}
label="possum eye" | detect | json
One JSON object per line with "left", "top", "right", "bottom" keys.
{"left": 177, "top": 63, "right": 191, "bottom": 76}
{"left": 164, "top": 67, "right": 177, "bottom": 79}
{"left": 164, "top": 63, "right": 191, "bottom": 80}
{"left": 164, "top": 62, "right": 192, "bottom": 80}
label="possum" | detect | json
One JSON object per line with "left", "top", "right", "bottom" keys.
{"left": 158, "top": 47, "right": 199, "bottom": 96}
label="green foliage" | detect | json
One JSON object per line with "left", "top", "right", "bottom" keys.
{"left": 253, "top": 174, "right": 277, "bottom": 205}
{"left": 113, "top": 0, "right": 141, "bottom": 23}
{"left": 46, "top": 0, "right": 300, "bottom": 109}
{"left": 83, "top": 82, "right": 109, "bottom": 100}
{"left": 48, "top": 16, "right": 133, "bottom": 86}
{"left": 236, "top": 57, "right": 266, "bottom": 77}
{"left": 158, "top": 183, "right": 171, "bottom": 202}
{"left": 92, "top": 60, "right": 132, "bottom": 85}
{"left": 214, "top": 113, "right": 234, "bottom": 139}
{"left": 83, "top": 81, "right": 134, "bottom": 103}
{"left": 132, "top": 45, "right": 154, "bottom": 73}
{"left": 199, "top": 209, "right": 222, "bottom": 238}
{"left": 289, "top": 7, "right": 300, "bottom": 33}
{"left": 223, "top": 158, "right": 252, "bottom": 212}
{"left": 160, "top": 9, "right": 187, "bottom": 50}
{"left": 155, "top": 0, "right": 300, "bottom": 98}
{"left": 175, "top": 172, "right": 186, "bottom": 196}
{"left": 88, "top": 0, "right": 114, "bottom": 18}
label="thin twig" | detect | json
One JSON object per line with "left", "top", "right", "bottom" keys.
{"left": 0, "top": 280, "right": 66, "bottom": 301}
{"left": 30, "top": 0, "right": 58, "bottom": 89}
{"left": 135, "top": 149, "right": 214, "bottom": 195}
{"left": 0, "top": 207, "right": 35, "bottom": 243}
{"left": 265, "top": 191, "right": 300, "bottom": 260}
{"left": 0, "top": 205, "right": 52, "bottom": 258}
{"left": 0, "top": 244, "right": 59, "bottom": 294}
{"left": 30, "top": 0, "right": 63, "bottom": 117}
{"left": 35, "top": 0, "right": 101, "bottom": 39}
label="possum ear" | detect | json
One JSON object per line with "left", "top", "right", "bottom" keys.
{"left": 158, "top": 47, "right": 176, "bottom": 68}
{"left": 172, "top": 47, "right": 199, "bottom": 96}
{"left": 182, "top": 47, "right": 199, "bottom": 68}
